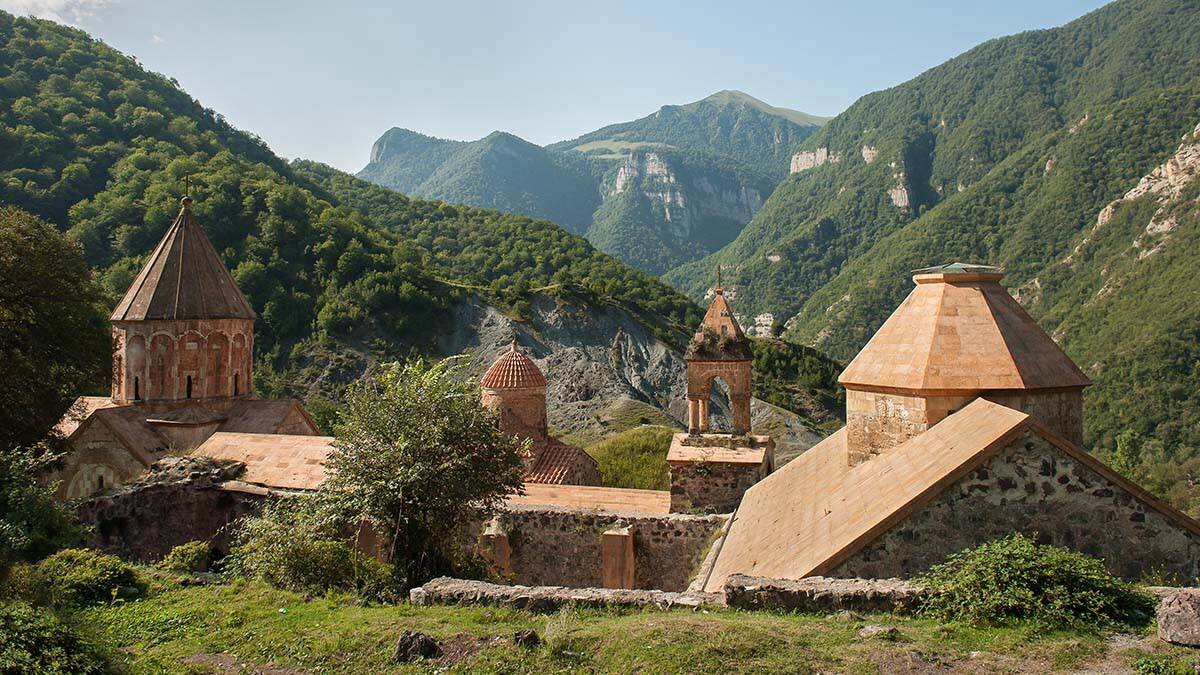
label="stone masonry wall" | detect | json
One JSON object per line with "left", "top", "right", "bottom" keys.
{"left": 50, "top": 421, "right": 148, "bottom": 499}
{"left": 831, "top": 430, "right": 1200, "bottom": 580}
{"left": 492, "top": 507, "right": 725, "bottom": 592}
{"left": 670, "top": 460, "right": 767, "bottom": 514}
{"left": 984, "top": 390, "right": 1083, "bottom": 446}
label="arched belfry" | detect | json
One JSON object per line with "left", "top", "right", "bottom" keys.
{"left": 684, "top": 267, "right": 752, "bottom": 435}
{"left": 667, "top": 267, "right": 774, "bottom": 513}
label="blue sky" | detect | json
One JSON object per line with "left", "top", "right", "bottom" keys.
{"left": 3, "top": 0, "right": 1108, "bottom": 172}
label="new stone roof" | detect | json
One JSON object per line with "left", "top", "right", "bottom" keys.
{"left": 839, "top": 264, "right": 1090, "bottom": 392}
{"left": 507, "top": 483, "right": 671, "bottom": 515}
{"left": 481, "top": 341, "right": 547, "bottom": 389}
{"left": 701, "top": 398, "right": 1199, "bottom": 592}
{"left": 110, "top": 197, "right": 256, "bottom": 322}
{"left": 193, "top": 432, "right": 333, "bottom": 491}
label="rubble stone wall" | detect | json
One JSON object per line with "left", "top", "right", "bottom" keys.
{"left": 669, "top": 460, "right": 766, "bottom": 514}
{"left": 492, "top": 508, "right": 726, "bottom": 591}
{"left": 831, "top": 430, "right": 1200, "bottom": 580}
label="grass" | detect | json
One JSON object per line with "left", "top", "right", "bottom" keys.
{"left": 557, "top": 397, "right": 681, "bottom": 449}
{"left": 77, "top": 580, "right": 1199, "bottom": 673}
{"left": 585, "top": 425, "right": 676, "bottom": 491}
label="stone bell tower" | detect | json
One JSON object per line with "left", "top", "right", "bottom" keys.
{"left": 667, "top": 267, "right": 773, "bottom": 513}
{"left": 108, "top": 196, "right": 257, "bottom": 405}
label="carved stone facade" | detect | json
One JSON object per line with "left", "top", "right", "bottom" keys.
{"left": 831, "top": 430, "right": 1200, "bottom": 581}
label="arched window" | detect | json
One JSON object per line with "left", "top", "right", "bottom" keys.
{"left": 233, "top": 372, "right": 239, "bottom": 396}
{"left": 97, "top": 475, "right": 105, "bottom": 490}
{"left": 133, "top": 377, "right": 140, "bottom": 401}
{"left": 186, "top": 375, "right": 193, "bottom": 399}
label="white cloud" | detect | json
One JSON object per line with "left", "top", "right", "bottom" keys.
{"left": 150, "top": 34, "right": 163, "bottom": 44}
{"left": 0, "top": 0, "right": 113, "bottom": 25}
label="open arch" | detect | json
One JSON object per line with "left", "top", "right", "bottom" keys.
{"left": 686, "top": 359, "right": 752, "bottom": 436}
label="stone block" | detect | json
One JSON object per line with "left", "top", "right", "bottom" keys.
{"left": 601, "top": 527, "right": 634, "bottom": 589}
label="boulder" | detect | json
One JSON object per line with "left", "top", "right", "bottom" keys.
{"left": 393, "top": 630, "right": 441, "bottom": 662}
{"left": 513, "top": 629, "right": 541, "bottom": 648}
{"left": 1157, "top": 589, "right": 1200, "bottom": 646}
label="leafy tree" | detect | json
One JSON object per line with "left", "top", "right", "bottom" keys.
{"left": 0, "top": 206, "right": 107, "bottom": 448}
{"left": 0, "top": 446, "right": 81, "bottom": 583}
{"left": 321, "top": 358, "right": 526, "bottom": 587}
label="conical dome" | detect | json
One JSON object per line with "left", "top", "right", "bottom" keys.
{"left": 481, "top": 341, "right": 546, "bottom": 389}
{"left": 111, "top": 197, "right": 256, "bottom": 322}
{"left": 839, "top": 263, "right": 1090, "bottom": 392}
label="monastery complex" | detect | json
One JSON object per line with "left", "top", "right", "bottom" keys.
{"left": 63, "top": 197, "right": 1200, "bottom": 594}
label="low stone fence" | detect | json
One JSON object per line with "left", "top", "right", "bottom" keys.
{"left": 489, "top": 507, "right": 726, "bottom": 592}
{"left": 410, "top": 577, "right": 720, "bottom": 612}
{"left": 723, "top": 574, "right": 929, "bottom": 614}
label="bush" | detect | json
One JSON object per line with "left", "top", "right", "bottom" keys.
{"left": 0, "top": 602, "right": 111, "bottom": 673}
{"left": 586, "top": 426, "right": 675, "bottom": 490}
{"left": 34, "top": 549, "right": 145, "bottom": 607}
{"left": 227, "top": 499, "right": 395, "bottom": 599}
{"left": 158, "top": 541, "right": 211, "bottom": 574}
{"left": 919, "top": 534, "right": 1155, "bottom": 628}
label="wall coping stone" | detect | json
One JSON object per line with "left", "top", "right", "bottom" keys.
{"left": 410, "top": 577, "right": 721, "bottom": 612}
{"left": 723, "top": 574, "right": 930, "bottom": 614}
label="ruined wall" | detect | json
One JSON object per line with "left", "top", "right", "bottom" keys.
{"left": 491, "top": 508, "right": 725, "bottom": 592}
{"left": 669, "top": 460, "right": 767, "bottom": 514}
{"left": 831, "top": 430, "right": 1200, "bottom": 580}
{"left": 77, "top": 460, "right": 264, "bottom": 562}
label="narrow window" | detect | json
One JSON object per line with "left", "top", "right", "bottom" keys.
{"left": 186, "top": 375, "right": 193, "bottom": 399}
{"left": 133, "top": 377, "right": 140, "bottom": 400}
{"left": 97, "top": 475, "right": 105, "bottom": 490}
{"left": 233, "top": 373, "right": 240, "bottom": 396}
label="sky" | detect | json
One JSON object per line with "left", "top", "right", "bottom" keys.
{"left": 2, "top": 0, "right": 1109, "bottom": 173}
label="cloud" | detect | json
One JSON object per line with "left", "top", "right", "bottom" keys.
{"left": 150, "top": 34, "right": 163, "bottom": 44}
{"left": 0, "top": 0, "right": 113, "bottom": 25}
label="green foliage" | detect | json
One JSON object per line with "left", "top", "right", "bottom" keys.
{"left": 0, "top": 601, "right": 110, "bottom": 674}
{"left": 920, "top": 534, "right": 1154, "bottom": 628}
{"left": 750, "top": 338, "right": 844, "bottom": 431}
{"left": 157, "top": 541, "right": 211, "bottom": 574}
{"left": 33, "top": 548, "right": 145, "bottom": 607}
{"left": 322, "top": 358, "right": 526, "bottom": 588}
{"left": 0, "top": 10, "right": 703, "bottom": 408}
{"left": 0, "top": 206, "right": 107, "bottom": 448}
{"left": 0, "top": 446, "right": 81, "bottom": 583}
{"left": 586, "top": 425, "right": 675, "bottom": 490}
{"left": 227, "top": 498, "right": 393, "bottom": 599}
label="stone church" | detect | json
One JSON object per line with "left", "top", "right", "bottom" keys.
{"left": 50, "top": 197, "right": 321, "bottom": 499}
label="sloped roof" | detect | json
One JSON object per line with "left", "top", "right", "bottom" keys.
{"left": 481, "top": 341, "right": 546, "bottom": 389}
{"left": 220, "top": 399, "right": 316, "bottom": 434}
{"left": 702, "top": 398, "right": 1200, "bottom": 592}
{"left": 525, "top": 440, "right": 598, "bottom": 484}
{"left": 193, "top": 432, "right": 333, "bottom": 491}
{"left": 111, "top": 198, "right": 256, "bottom": 322}
{"left": 839, "top": 265, "right": 1089, "bottom": 392}
{"left": 55, "top": 396, "right": 118, "bottom": 438}
{"left": 507, "top": 483, "right": 671, "bottom": 515}
{"left": 687, "top": 281, "right": 752, "bottom": 360}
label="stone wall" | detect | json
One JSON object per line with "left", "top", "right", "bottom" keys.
{"left": 669, "top": 459, "right": 767, "bottom": 514}
{"left": 112, "top": 318, "right": 254, "bottom": 404}
{"left": 77, "top": 458, "right": 265, "bottom": 562}
{"left": 488, "top": 507, "right": 726, "bottom": 592}
{"left": 831, "top": 430, "right": 1200, "bottom": 580}
{"left": 51, "top": 422, "right": 148, "bottom": 499}
{"left": 482, "top": 386, "right": 548, "bottom": 442}
{"left": 846, "top": 388, "right": 1085, "bottom": 465}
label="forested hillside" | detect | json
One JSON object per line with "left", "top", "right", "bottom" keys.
{"left": 0, "top": 11, "right": 699, "bottom": 389}
{"left": 665, "top": 0, "right": 1200, "bottom": 497}
{"left": 358, "top": 91, "right": 825, "bottom": 275}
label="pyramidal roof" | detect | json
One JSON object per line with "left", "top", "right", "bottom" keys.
{"left": 839, "top": 264, "right": 1089, "bottom": 392}
{"left": 481, "top": 341, "right": 546, "bottom": 389}
{"left": 111, "top": 198, "right": 256, "bottom": 322}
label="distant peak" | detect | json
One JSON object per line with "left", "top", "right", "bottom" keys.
{"left": 684, "top": 90, "right": 830, "bottom": 127}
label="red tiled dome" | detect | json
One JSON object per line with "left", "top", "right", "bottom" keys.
{"left": 481, "top": 341, "right": 546, "bottom": 389}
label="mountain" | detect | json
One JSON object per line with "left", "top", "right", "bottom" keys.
{"left": 665, "top": 0, "right": 1200, "bottom": 490}
{"left": 359, "top": 129, "right": 600, "bottom": 233}
{"left": 357, "top": 91, "right": 827, "bottom": 275}
{"left": 0, "top": 11, "right": 841, "bottom": 446}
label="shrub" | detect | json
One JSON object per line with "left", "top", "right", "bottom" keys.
{"left": 586, "top": 425, "right": 675, "bottom": 490}
{"left": 227, "top": 499, "right": 395, "bottom": 599}
{"left": 34, "top": 549, "right": 145, "bottom": 607}
{"left": 0, "top": 602, "right": 111, "bottom": 673}
{"left": 919, "top": 534, "right": 1155, "bottom": 628}
{"left": 158, "top": 541, "right": 211, "bottom": 574}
